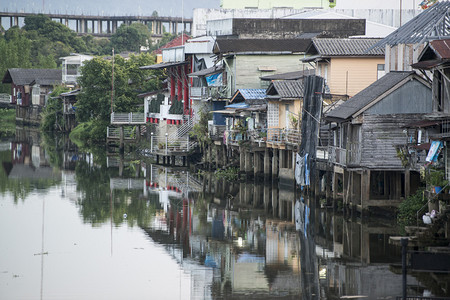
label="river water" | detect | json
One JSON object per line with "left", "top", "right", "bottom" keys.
{"left": 0, "top": 130, "right": 448, "bottom": 299}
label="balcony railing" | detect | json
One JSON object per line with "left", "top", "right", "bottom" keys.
{"left": 267, "top": 128, "right": 301, "bottom": 145}
{"left": 190, "top": 86, "right": 227, "bottom": 100}
{"left": 111, "top": 112, "right": 146, "bottom": 124}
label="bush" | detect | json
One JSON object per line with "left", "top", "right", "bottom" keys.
{"left": 69, "top": 119, "right": 107, "bottom": 147}
{"left": 397, "top": 188, "right": 426, "bottom": 229}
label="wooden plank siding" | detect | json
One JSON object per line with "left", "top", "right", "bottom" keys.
{"left": 357, "top": 114, "right": 426, "bottom": 169}
{"left": 235, "top": 54, "right": 307, "bottom": 91}
{"left": 328, "top": 57, "right": 385, "bottom": 97}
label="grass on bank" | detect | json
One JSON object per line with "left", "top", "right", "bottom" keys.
{"left": 0, "top": 108, "right": 15, "bottom": 138}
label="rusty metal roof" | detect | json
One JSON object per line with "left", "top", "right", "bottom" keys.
{"left": 309, "top": 38, "right": 384, "bottom": 57}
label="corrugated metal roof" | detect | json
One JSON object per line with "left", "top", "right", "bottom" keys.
{"left": 260, "top": 69, "right": 315, "bottom": 81}
{"left": 325, "top": 71, "right": 415, "bottom": 121}
{"left": 370, "top": 1, "right": 450, "bottom": 50}
{"left": 188, "top": 65, "right": 224, "bottom": 77}
{"left": 311, "top": 38, "right": 384, "bottom": 56}
{"left": 225, "top": 102, "right": 249, "bottom": 109}
{"left": 430, "top": 39, "right": 450, "bottom": 59}
{"left": 2, "top": 68, "right": 62, "bottom": 86}
{"left": 238, "top": 89, "right": 266, "bottom": 100}
{"left": 213, "top": 39, "right": 311, "bottom": 55}
{"left": 139, "top": 61, "right": 189, "bottom": 70}
{"left": 267, "top": 80, "right": 304, "bottom": 99}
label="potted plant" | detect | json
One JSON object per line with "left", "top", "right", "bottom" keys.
{"left": 426, "top": 168, "right": 448, "bottom": 193}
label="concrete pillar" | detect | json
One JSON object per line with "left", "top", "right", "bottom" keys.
{"left": 254, "top": 152, "right": 259, "bottom": 177}
{"left": 264, "top": 184, "right": 270, "bottom": 212}
{"left": 91, "top": 20, "right": 95, "bottom": 33}
{"left": 107, "top": 21, "right": 111, "bottom": 34}
{"left": 245, "top": 151, "right": 252, "bottom": 174}
{"left": 279, "top": 149, "right": 285, "bottom": 169}
{"left": 65, "top": 19, "right": 69, "bottom": 27}
{"left": 98, "top": 20, "right": 102, "bottom": 34}
{"left": 175, "top": 22, "right": 178, "bottom": 34}
{"left": 264, "top": 148, "right": 270, "bottom": 177}
{"left": 14, "top": 16, "right": 19, "bottom": 26}
{"left": 10, "top": 17, "right": 12, "bottom": 28}
{"left": 272, "top": 149, "right": 278, "bottom": 178}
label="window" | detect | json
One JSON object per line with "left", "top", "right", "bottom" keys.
{"left": 268, "top": 102, "right": 279, "bottom": 128}
{"left": 377, "top": 64, "right": 386, "bottom": 79}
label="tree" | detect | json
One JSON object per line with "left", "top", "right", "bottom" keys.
{"left": 73, "top": 53, "right": 162, "bottom": 143}
{"left": 110, "top": 23, "right": 151, "bottom": 53}
{"left": 23, "top": 14, "right": 49, "bottom": 31}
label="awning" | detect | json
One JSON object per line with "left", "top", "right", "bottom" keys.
{"left": 140, "top": 61, "right": 189, "bottom": 70}
{"left": 211, "top": 109, "right": 238, "bottom": 115}
{"left": 188, "top": 65, "right": 224, "bottom": 77}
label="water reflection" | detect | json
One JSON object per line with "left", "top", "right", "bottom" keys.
{"left": 0, "top": 130, "right": 448, "bottom": 299}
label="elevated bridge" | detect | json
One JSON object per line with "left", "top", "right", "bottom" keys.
{"left": 0, "top": 11, "right": 192, "bottom": 37}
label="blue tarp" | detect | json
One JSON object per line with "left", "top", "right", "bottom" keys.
{"left": 225, "top": 102, "right": 249, "bottom": 109}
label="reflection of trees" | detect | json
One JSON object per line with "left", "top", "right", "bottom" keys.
{"left": 75, "top": 160, "right": 161, "bottom": 227}
{"left": 0, "top": 150, "right": 60, "bottom": 203}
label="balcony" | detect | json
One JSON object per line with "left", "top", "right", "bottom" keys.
{"left": 190, "top": 86, "right": 227, "bottom": 101}
{"left": 111, "top": 112, "right": 146, "bottom": 124}
{"left": 266, "top": 128, "right": 301, "bottom": 146}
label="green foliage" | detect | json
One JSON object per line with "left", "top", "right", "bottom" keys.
{"left": 426, "top": 168, "right": 448, "bottom": 188}
{"left": 0, "top": 108, "right": 15, "bottom": 138}
{"left": 397, "top": 188, "right": 426, "bottom": 229}
{"left": 169, "top": 96, "right": 184, "bottom": 114}
{"left": 110, "top": 23, "right": 151, "bottom": 53}
{"left": 40, "top": 85, "right": 70, "bottom": 132}
{"left": 69, "top": 119, "right": 109, "bottom": 146}
{"left": 149, "top": 93, "right": 164, "bottom": 113}
{"left": 215, "top": 167, "right": 241, "bottom": 181}
{"left": 189, "top": 111, "right": 211, "bottom": 150}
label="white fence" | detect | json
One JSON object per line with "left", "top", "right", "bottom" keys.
{"left": 111, "top": 112, "right": 145, "bottom": 124}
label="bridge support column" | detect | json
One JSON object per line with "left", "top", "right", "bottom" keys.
{"left": 81, "top": 19, "right": 85, "bottom": 33}
{"left": 107, "top": 21, "right": 111, "bottom": 34}
{"left": 65, "top": 18, "right": 69, "bottom": 27}
{"left": 98, "top": 20, "right": 102, "bottom": 34}
{"left": 14, "top": 16, "right": 18, "bottom": 26}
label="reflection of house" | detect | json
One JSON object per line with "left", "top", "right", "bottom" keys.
{"left": 2, "top": 68, "right": 62, "bottom": 125}
{"left": 324, "top": 71, "right": 432, "bottom": 211}
{"left": 302, "top": 38, "right": 385, "bottom": 97}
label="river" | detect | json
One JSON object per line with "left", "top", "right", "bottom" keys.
{"left": 0, "top": 129, "right": 448, "bottom": 299}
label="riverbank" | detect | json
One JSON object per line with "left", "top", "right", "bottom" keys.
{"left": 0, "top": 108, "right": 15, "bottom": 138}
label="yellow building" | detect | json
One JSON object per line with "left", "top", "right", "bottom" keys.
{"left": 303, "top": 38, "right": 385, "bottom": 97}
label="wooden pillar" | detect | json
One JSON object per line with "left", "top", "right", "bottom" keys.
{"left": 215, "top": 145, "right": 219, "bottom": 169}
{"left": 405, "top": 169, "right": 410, "bottom": 198}
{"left": 361, "top": 169, "right": 370, "bottom": 210}
{"left": 240, "top": 147, "right": 245, "bottom": 171}
{"left": 222, "top": 145, "right": 227, "bottom": 166}
{"left": 119, "top": 126, "right": 124, "bottom": 153}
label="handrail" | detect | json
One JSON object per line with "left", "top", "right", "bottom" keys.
{"left": 416, "top": 182, "right": 449, "bottom": 227}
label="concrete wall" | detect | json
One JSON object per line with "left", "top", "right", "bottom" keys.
{"left": 327, "top": 57, "right": 385, "bottom": 97}
{"left": 193, "top": 8, "right": 420, "bottom": 38}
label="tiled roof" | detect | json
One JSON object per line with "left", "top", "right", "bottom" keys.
{"left": 2, "top": 68, "right": 62, "bottom": 85}
{"left": 311, "top": 38, "right": 384, "bottom": 56}
{"left": 214, "top": 39, "right": 311, "bottom": 55}
{"left": 153, "top": 34, "right": 191, "bottom": 54}
{"left": 267, "top": 80, "right": 304, "bottom": 99}
{"left": 325, "top": 71, "right": 415, "bottom": 121}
